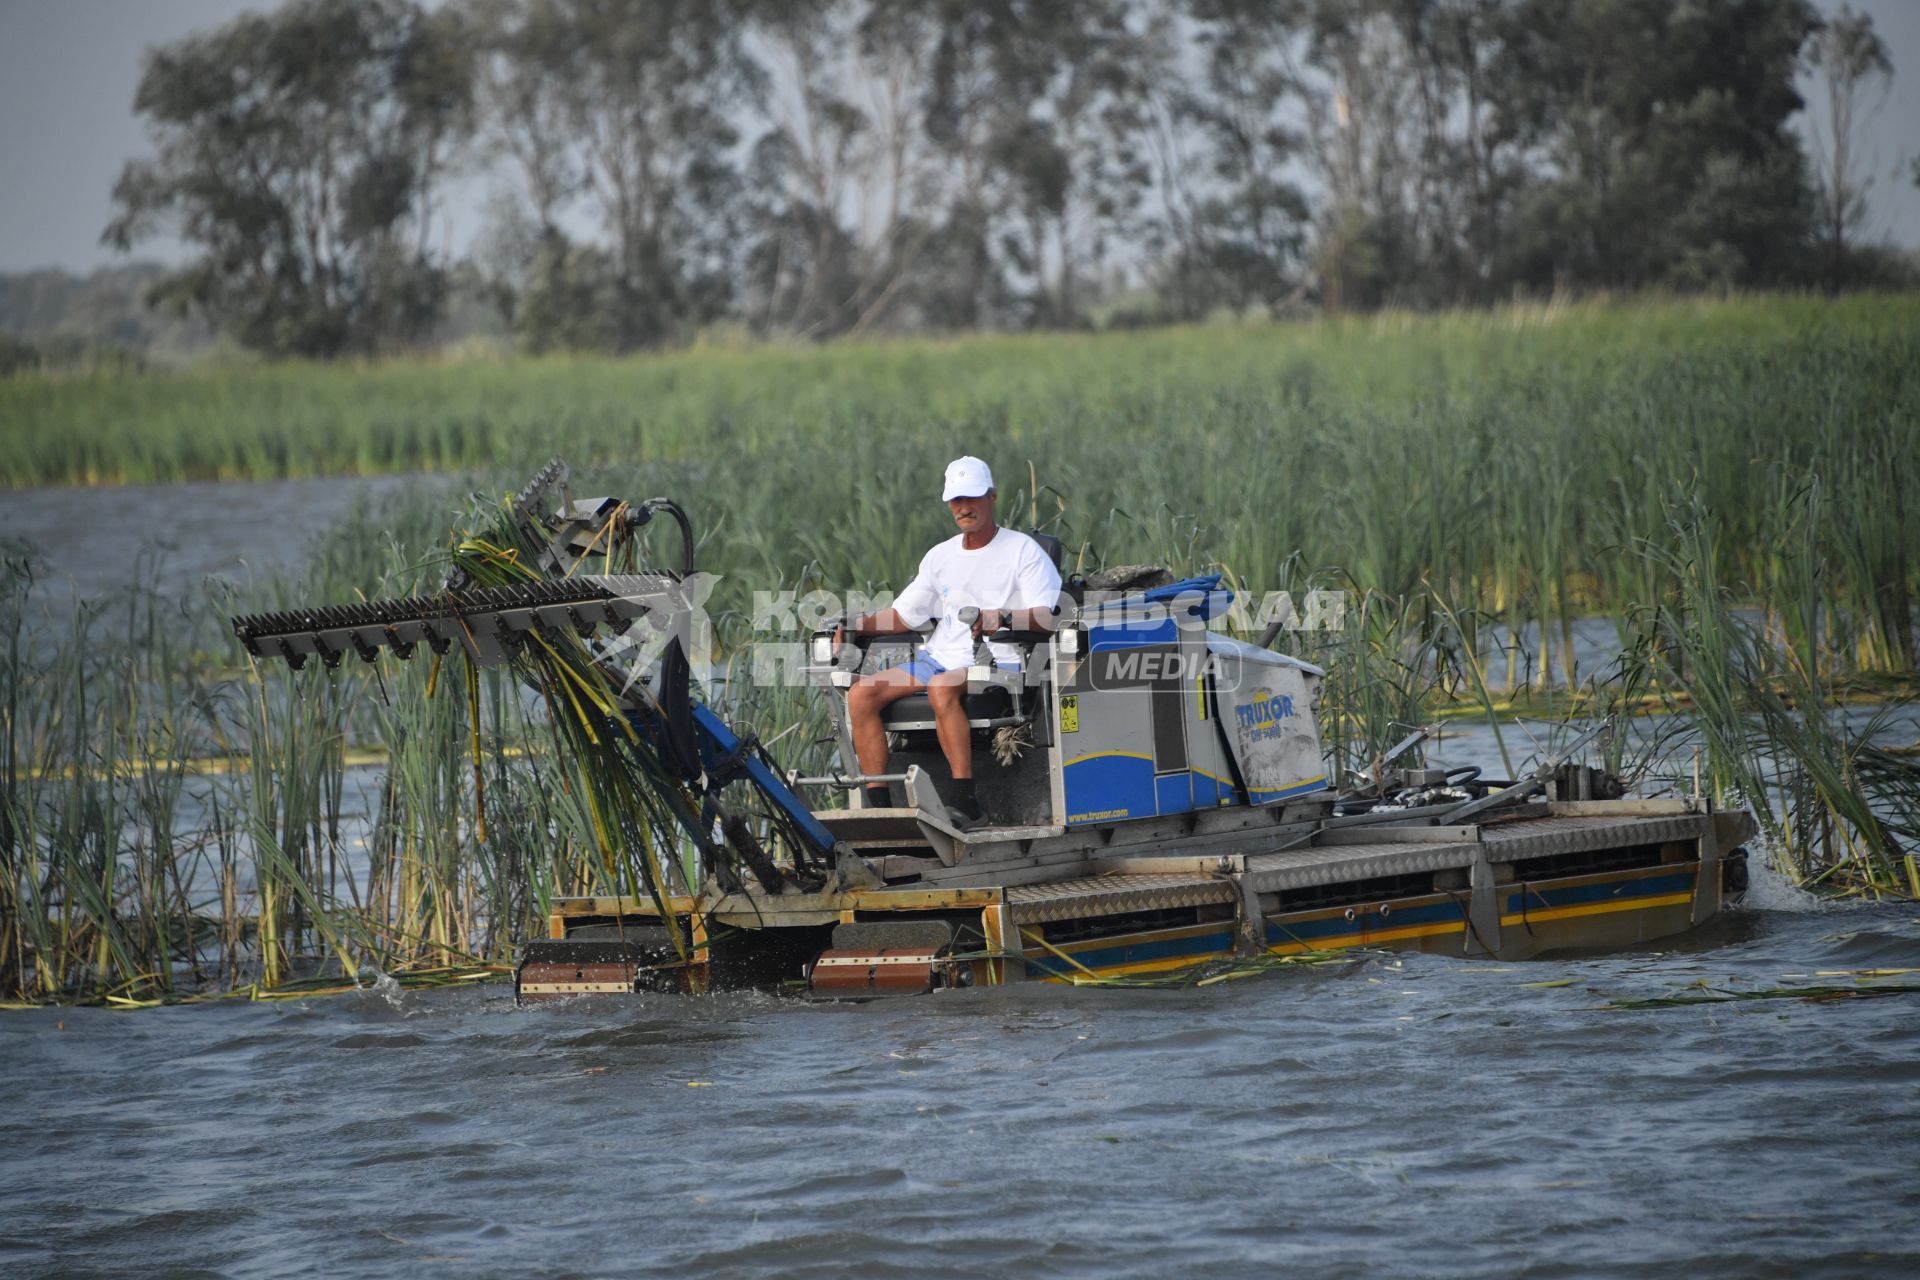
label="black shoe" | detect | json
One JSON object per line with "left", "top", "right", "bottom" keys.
{"left": 944, "top": 793, "right": 986, "bottom": 830}
{"left": 945, "top": 779, "right": 984, "bottom": 830}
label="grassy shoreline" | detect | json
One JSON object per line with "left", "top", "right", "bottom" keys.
{"left": 5, "top": 292, "right": 1914, "bottom": 485}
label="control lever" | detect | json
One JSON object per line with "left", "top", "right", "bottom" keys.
{"left": 957, "top": 605, "right": 991, "bottom": 666}
{"left": 1437, "top": 717, "right": 1613, "bottom": 824}
{"left": 1343, "top": 722, "right": 1441, "bottom": 797}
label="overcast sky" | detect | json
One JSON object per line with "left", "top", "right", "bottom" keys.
{"left": 0, "top": 0, "right": 1914, "bottom": 275}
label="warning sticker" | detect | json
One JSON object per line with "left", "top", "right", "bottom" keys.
{"left": 1060, "top": 695, "right": 1080, "bottom": 733}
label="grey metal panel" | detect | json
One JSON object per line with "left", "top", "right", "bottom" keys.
{"left": 863, "top": 801, "right": 1716, "bottom": 906}
{"left": 1692, "top": 815, "right": 1721, "bottom": 925}
{"left": 1467, "top": 852, "right": 1500, "bottom": 955}
{"left": 1479, "top": 813, "right": 1708, "bottom": 860}
{"left": 961, "top": 823, "right": 1070, "bottom": 844}
{"left": 1205, "top": 631, "right": 1324, "bottom": 676}
{"left": 1713, "top": 809, "right": 1760, "bottom": 848}
{"left": 914, "top": 825, "right": 1305, "bottom": 889}
{"left": 1317, "top": 823, "right": 1482, "bottom": 845}
{"left": 1544, "top": 799, "right": 1697, "bottom": 817}
{"left": 1243, "top": 841, "right": 1480, "bottom": 893}
{"left": 1007, "top": 873, "right": 1237, "bottom": 923}
{"left": 917, "top": 845, "right": 1101, "bottom": 883}
{"left": 1245, "top": 841, "right": 1477, "bottom": 872}
{"left": 1235, "top": 876, "right": 1266, "bottom": 955}
{"left": 1088, "top": 853, "right": 1244, "bottom": 876}
{"left": 901, "top": 804, "right": 1326, "bottom": 886}
{"left": 1088, "top": 803, "right": 1327, "bottom": 852}
{"left": 815, "top": 809, "right": 936, "bottom": 842}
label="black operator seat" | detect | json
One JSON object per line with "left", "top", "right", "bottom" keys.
{"left": 1029, "top": 530, "right": 1065, "bottom": 571}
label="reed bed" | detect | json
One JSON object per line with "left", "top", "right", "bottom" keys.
{"left": 6, "top": 294, "right": 1916, "bottom": 688}
{"left": 2, "top": 294, "right": 1916, "bottom": 1003}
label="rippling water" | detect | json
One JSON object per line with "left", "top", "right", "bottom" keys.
{"left": 4, "top": 895, "right": 1917, "bottom": 1279}
{"left": 0, "top": 473, "right": 429, "bottom": 604}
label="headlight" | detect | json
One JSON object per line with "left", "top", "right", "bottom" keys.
{"left": 1060, "top": 628, "right": 1080, "bottom": 656}
{"left": 811, "top": 634, "right": 834, "bottom": 664}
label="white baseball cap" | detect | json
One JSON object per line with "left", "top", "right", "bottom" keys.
{"left": 942, "top": 456, "right": 994, "bottom": 501}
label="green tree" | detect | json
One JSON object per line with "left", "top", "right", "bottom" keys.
{"left": 1288, "top": 0, "right": 1539, "bottom": 309}
{"left": 1495, "top": 0, "right": 1818, "bottom": 292}
{"left": 465, "top": 0, "right": 591, "bottom": 348}
{"left": 1805, "top": 4, "right": 1894, "bottom": 292}
{"left": 746, "top": 0, "right": 879, "bottom": 337}
{"left": 105, "top": 0, "right": 475, "bottom": 357}
{"left": 1176, "top": 0, "right": 1315, "bottom": 313}
{"left": 918, "top": 0, "right": 1152, "bottom": 329}
{"left": 919, "top": 2, "right": 1009, "bottom": 327}
{"left": 557, "top": 0, "right": 759, "bottom": 348}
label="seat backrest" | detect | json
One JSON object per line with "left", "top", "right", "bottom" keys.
{"left": 1029, "top": 530, "right": 1065, "bottom": 570}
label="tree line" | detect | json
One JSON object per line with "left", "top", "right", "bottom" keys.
{"left": 103, "top": 0, "right": 1909, "bottom": 359}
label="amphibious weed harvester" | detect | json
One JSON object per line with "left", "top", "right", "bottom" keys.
{"left": 231, "top": 463, "right": 1754, "bottom": 997}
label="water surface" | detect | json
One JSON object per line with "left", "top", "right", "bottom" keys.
{"left": 0, "top": 474, "right": 433, "bottom": 605}
{"left": 3, "top": 897, "right": 1916, "bottom": 1279}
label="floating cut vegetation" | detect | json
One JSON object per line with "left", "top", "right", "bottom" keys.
{"left": 1599, "top": 972, "right": 1920, "bottom": 1010}
{"left": 1, "top": 296, "right": 1916, "bottom": 1004}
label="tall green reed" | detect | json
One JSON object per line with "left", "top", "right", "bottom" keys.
{"left": 1623, "top": 493, "right": 1918, "bottom": 895}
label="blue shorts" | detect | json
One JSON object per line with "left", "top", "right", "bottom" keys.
{"left": 896, "top": 653, "right": 1022, "bottom": 682}
{"left": 897, "top": 654, "right": 947, "bottom": 683}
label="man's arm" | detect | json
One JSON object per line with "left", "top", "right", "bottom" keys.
{"left": 842, "top": 607, "right": 917, "bottom": 638}
{"left": 837, "top": 555, "right": 940, "bottom": 654}
{"left": 831, "top": 607, "right": 913, "bottom": 661}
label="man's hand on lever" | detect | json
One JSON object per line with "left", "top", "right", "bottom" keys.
{"left": 835, "top": 607, "right": 919, "bottom": 659}
{"left": 966, "top": 605, "right": 1051, "bottom": 639}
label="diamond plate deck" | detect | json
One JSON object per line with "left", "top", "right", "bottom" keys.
{"left": 1243, "top": 841, "right": 1479, "bottom": 893}
{"left": 1480, "top": 812, "right": 1708, "bottom": 860}
{"left": 1237, "top": 811, "right": 1714, "bottom": 893}
{"left": 1007, "top": 872, "right": 1237, "bottom": 923}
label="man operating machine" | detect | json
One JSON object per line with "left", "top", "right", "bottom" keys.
{"left": 835, "top": 456, "right": 1062, "bottom": 827}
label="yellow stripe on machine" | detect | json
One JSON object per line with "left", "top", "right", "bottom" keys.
{"left": 1062, "top": 750, "right": 1156, "bottom": 767}
{"left": 1031, "top": 952, "right": 1232, "bottom": 983}
{"left": 1500, "top": 892, "right": 1694, "bottom": 928}
{"left": 1266, "top": 920, "right": 1467, "bottom": 955}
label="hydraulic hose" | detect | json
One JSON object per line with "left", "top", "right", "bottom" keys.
{"left": 635, "top": 498, "right": 696, "bottom": 578}
{"left": 630, "top": 497, "right": 700, "bottom": 777}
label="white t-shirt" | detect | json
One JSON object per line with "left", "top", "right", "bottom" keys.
{"left": 894, "top": 527, "right": 1062, "bottom": 670}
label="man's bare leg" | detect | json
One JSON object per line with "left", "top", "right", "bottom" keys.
{"left": 925, "top": 669, "right": 974, "bottom": 780}
{"left": 925, "top": 669, "right": 985, "bottom": 826}
{"left": 845, "top": 666, "right": 927, "bottom": 777}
